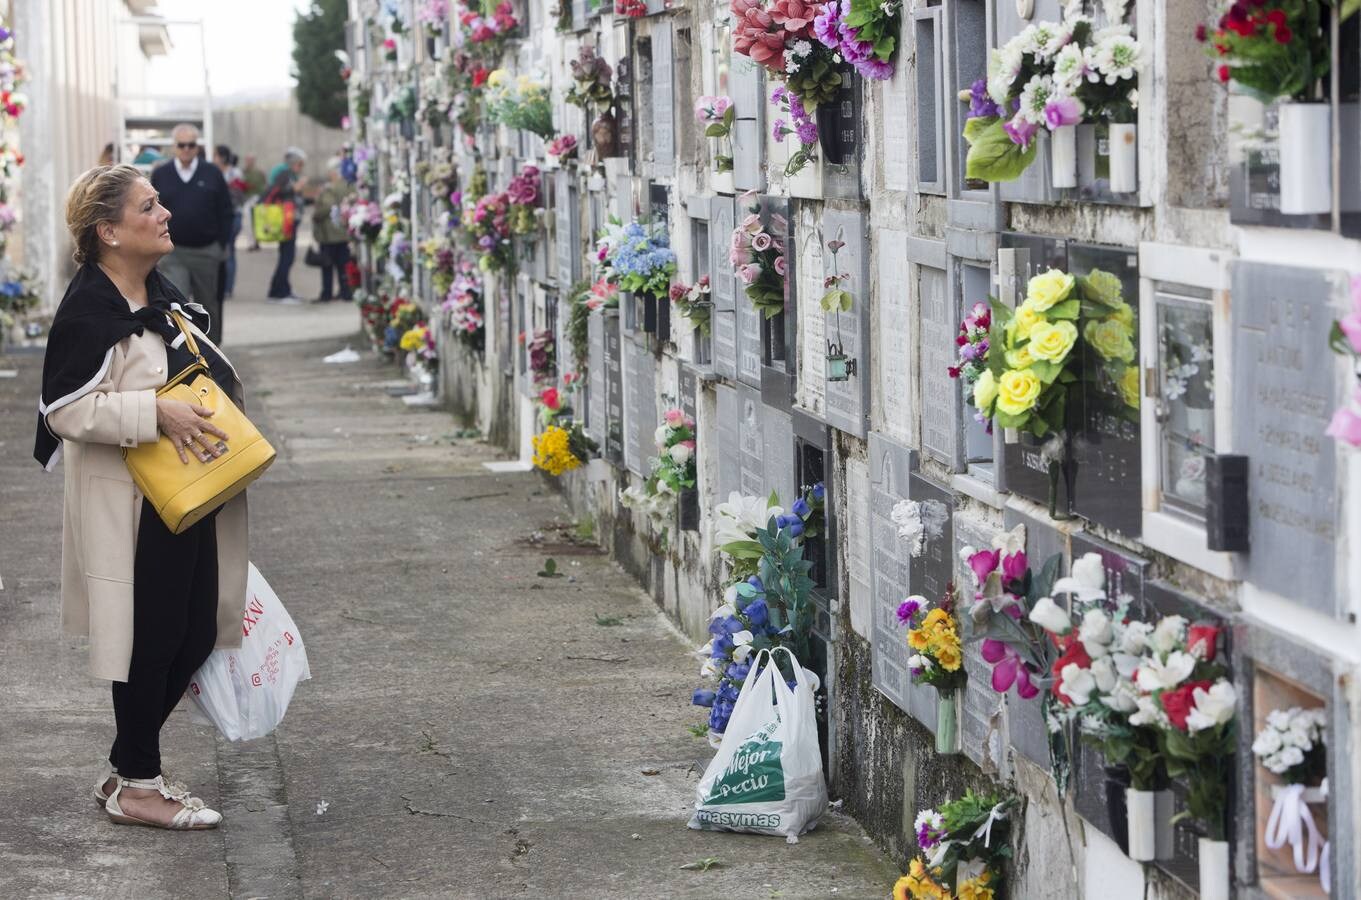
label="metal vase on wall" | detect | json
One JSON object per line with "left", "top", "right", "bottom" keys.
{"left": 1277, "top": 101, "right": 1332, "bottom": 215}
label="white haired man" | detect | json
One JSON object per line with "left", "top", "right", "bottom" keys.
{"left": 149, "top": 123, "right": 233, "bottom": 342}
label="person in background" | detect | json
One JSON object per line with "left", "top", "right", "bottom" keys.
{"left": 132, "top": 144, "right": 162, "bottom": 167}
{"left": 149, "top": 124, "right": 232, "bottom": 344}
{"left": 214, "top": 145, "right": 246, "bottom": 299}
{"left": 264, "top": 148, "right": 306, "bottom": 304}
{"left": 311, "top": 157, "right": 353, "bottom": 303}
{"left": 241, "top": 154, "right": 266, "bottom": 251}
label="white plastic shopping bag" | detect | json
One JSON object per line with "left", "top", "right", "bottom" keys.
{"left": 187, "top": 562, "right": 311, "bottom": 741}
{"left": 688, "top": 647, "right": 828, "bottom": 842}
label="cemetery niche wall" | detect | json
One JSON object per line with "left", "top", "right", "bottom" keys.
{"left": 344, "top": 0, "right": 1361, "bottom": 895}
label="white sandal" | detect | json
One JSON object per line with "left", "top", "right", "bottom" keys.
{"left": 94, "top": 763, "right": 194, "bottom": 810}
{"left": 105, "top": 775, "right": 223, "bottom": 830}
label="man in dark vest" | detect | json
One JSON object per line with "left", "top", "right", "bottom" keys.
{"left": 150, "top": 122, "right": 233, "bottom": 344}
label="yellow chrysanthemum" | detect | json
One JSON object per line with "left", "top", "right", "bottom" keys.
{"left": 957, "top": 869, "right": 994, "bottom": 900}
{"left": 892, "top": 874, "right": 913, "bottom": 900}
{"left": 907, "top": 627, "right": 931, "bottom": 651}
{"left": 922, "top": 608, "right": 951, "bottom": 629}
{"left": 532, "top": 425, "right": 581, "bottom": 476}
{"left": 935, "top": 643, "right": 963, "bottom": 672}
{"left": 398, "top": 325, "right": 427, "bottom": 352}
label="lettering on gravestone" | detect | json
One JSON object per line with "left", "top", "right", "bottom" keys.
{"left": 904, "top": 472, "right": 955, "bottom": 727}
{"left": 587, "top": 312, "right": 606, "bottom": 446}
{"left": 1231, "top": 261, "right": 1342, "bottom": 613}
{"left": 919, "top": 264, "right": 958, "bottom": 466}
{"left": 797, "top": 222, "right": 826, "bottom": 416}
{"left": 868, "top": 432, "right": 915, "bottom": 716}
{"left": 604, "top": 314, "right": 624, "bottom": 463}
{"left": 737, "top": 384, "right": 765, "bottom": 497}
{"left": 624, "top": 337, "right": 657, "bottom": 477}
{"left": 679, "top": 365, "right": 699, "bottom": 422}
{"left": 555, "top": 172, "right": 578, "bottom": 288}
{"left": 762, "top": 406, "right": 796, "bottom": 508}
{"left": 954, "top": 514, "right": 1006, "bottom": 770}
{"left": 652, "top": 24, "right": 674, "bottom": 176}
{"left": 878, "top": 229, "right": 912, "bottom": 444}
{"left": 715, "top": 383, "right": 741, "bottom": 498}
{"left": 737, "top": 287, "right": 763, "bottom": 387}
{"left": 710, "top": 196, "right": 738, "bottom": 379}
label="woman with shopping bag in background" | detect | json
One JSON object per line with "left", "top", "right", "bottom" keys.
{"left": 34, "top": 164, "right": 255, "bottom": 830}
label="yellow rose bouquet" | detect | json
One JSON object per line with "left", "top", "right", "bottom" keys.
{"left": 972, "top": 268, "right": 1082, "bottom": 438}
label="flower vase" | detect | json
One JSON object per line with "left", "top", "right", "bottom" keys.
{"left": 1278, "top": 101, "right": 1332, "bottom": 215}
{"left": 934, "top": 688, "right": 962, "bottom": 755}
{"left": 656, "top": 292, "right": 671, "bottom": 343}
{"left": 1125, "top": 788, "right": 1157, "bottom": 862}
{"left": 641, "top": 294, "right": 658, "bottom": 333}
{"left": 1045, "top": 458, "right": 1075, "bottom": 521}
{"left": 1051, "top": 124, "right": 1077, "bottom": 188}
{"left": 1197, "top": 838, "right": 1230, "bottom": 900}
{"left": 814, "top": 101, "right": 847, "bottom": 165}
{"left": 1107, "top": 122, "right": 1137, "bottom": 194}
{"left": 678, "top": 487, "right": 699, "bottom": 531}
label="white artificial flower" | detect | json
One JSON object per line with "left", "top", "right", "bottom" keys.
{"left": 1114, "top": 620, "right": 1153, "bottom": 655}
{"left": 1051, "top": 43, "right": 1088, "bottom": 94}
{"left": 1276, "top": 745, "right": 1306, "bottom": 770}
{"left": 1089, "top": 655, "right": 1118, "bottom": 693}
{"left": 1252, "top": 728, "right": 1283, "bottom": 758}
{"left": 654, "top": 425, "right": 670, "bottom": 447}
{"left": 695, "top": 639, "right": 714, "bottom": 660}
{"left": 1103, "top": 0, "right": 1130, "bottom": 23}
{"left": 1128, "top": 88, "right": 1139, "bottom": 110}
{"left": 1040, "top": 19, "right": 1077, "bottom": 57}
{"left": 1101, "top": 678, "right": 1140, "bottom": 713}
{"left": 715, "top": 492, "right": 784, "bottom": 545}
{"left": 1017, "top": 74, "right": 1055, "bottom": 125}
{"left": 732, "top": 630, "right": 755, "bottom": 662}
{"left": 990, "top": 525, "right": 1027, "bottom": 558}
{"left": 1028, "top": 595, "right": 1073, "bottom": 634}
{"left": 987, "top": 45, "right": 1024, "bottom": 103}
{"left": 701, "top": 658, "right": 720, "bottom": 678}
{"left": 908, "top": 653, "right": 932, "bottom": 671}
{"left": 669, "top": 443, "right": 694, "bottom": 465}
{"left": 1090, "top": 33, "right": 1142, "bottom": 84}
{"left": 1149, "top": 615, "right": 1188, "bottom": 654}
{"left": 723, "top": 584, "right": 739, "bottom": 604}
{"left": 1284, "top": 726, "right": 1311, "bottom": 749}
{"left": 1266, "top": 708, "right": 1292, "bottom": 731}
{"left": 1128, "top": 693, "right": 1168, "bottom": 728}
{"left": 1052, "top": 552, "right": 1107, "bottom": 602}
{"left": 709, "top": 602, "right": 736, "bottom": 622}
{"left": 1186, "top": 681, "right": 1236, "bottom": 732}
{"left": 914, "top": 809, "right": 945, "bottom": 833}
{"left": 1078, "top": 609, "right": 1114, "bottom": 656}
{"left": 1060, "top": 663, "right": 1097, "bottom": 706}
{"left": 1134, "top": 650, "right": 1196, "bottom": 692}
{"left": 1026, "top": 21, "right": 1062, "bottom": 59}
{"left": 1110, "top": 651, "right": 1142, "bottom": 679}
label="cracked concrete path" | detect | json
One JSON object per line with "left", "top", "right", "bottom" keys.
{"left": 0, "top": 250, "right": 896, "bottom": 899}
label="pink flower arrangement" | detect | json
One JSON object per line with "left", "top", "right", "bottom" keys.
{"left": 546, "top": 134, "right": 579, "bottom": 159}
{"left": 506, "top": 166, "right": 541, "bottom": 206}
{"left": 694, "top": 95, "right": 733, "bottom": 123}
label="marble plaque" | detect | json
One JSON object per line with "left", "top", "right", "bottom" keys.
{"left": 679, "top": 364, "right": 699, "bottom": 421}
{"left": 730, "top": 54, "right": 765, "bottom": 192}
{"left": 918, "top": 264, "right": 958, "bottom": 467}
{"left": 604, "top": 314, "right": 624, "bottom": 463}
{"left": 737, "top": 289, "right": 763, "bottom": 388}
{"left": 737, "top": 383, "right": 765, "bottom": 497}
{"left": 877, "top": 228, "right": 912, "bottom": 444}
{"left": 555, "top": 171, "right": 579, "bottom": 288}
{"left": 1071, "top": 532, "right": 1149, "bottom": 612}
{"left": 587, "top": 311, "right": 606, "bottom": 445}
{"left": 623, "top": 336, "right": 657, "bottom": 477}
{"left": 846, "top": 457, "right": 872, "bottom": 636}
{"left": 880, "top": 34, "right": 911, "bottom": 192}
{"left": 651, "top": 24, "right": 674, "bottom": 178}
{"left": 822, "top": 209, "right": 869, "bottom": 437}
{"left": 1231, "top": 261, "right": 1344, "bottom": 614}
{"left": 796, "top": 219, "right": 826, "bottom": 417}
{"left": 715, "top": 383, "right": 742, "bottom": 498}
{"left": 953, "top": 513, "right": 1006, "bottom": 770}
{"left": 868, "top": 431, "right": 916, "bottom": 717}
{"left": 907, "top": 473, "right": 954, "bottom": 602}
{"left": 710, "top": 196, "right": 738, "bottom": 379}
{"left": 762, "top": 406, "right": 796, "bottom": 507}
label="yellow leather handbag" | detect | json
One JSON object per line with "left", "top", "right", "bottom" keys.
{"left": 123, "top": 311, "right": 276, "bottom": 534}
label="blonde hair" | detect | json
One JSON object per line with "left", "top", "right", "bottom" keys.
{"left": 65, "top": 164, "right": 146, "bottom": 265}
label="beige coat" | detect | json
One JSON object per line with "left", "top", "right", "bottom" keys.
{"left": 44, "top": 310, "right": 249, "bottom": 682}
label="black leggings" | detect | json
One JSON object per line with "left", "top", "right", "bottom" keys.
{"left": 109, "top": 500, "right": 220, "bottom": 779}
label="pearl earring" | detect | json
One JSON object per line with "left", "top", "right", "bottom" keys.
{"left": 111, "top": 241, "right": 119, "bottom": 246}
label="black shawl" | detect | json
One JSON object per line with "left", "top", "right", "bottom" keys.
{"left": 33, "top": 263, "right": 210, "bottom": 470}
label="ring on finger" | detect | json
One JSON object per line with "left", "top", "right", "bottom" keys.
{"left": 182, "top": 436, "right": 193, "bottom": 446}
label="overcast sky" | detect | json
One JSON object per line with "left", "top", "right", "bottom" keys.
{"left": 140, "top": 0, "right": 315, "bottom": 101}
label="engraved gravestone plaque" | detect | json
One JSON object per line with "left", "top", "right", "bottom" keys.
{"left": 869, "top": 431, "right": 916, "bottom": 716}
{"left": 919, "top": 264, "right": 959, "bottom": 467}
{"left": 730, "top": 55, "right": 765, "bottom": 192}
{"left": 797, "top": 220, "right": 826, "bottom": 417}
{"left": 715, "top": 383, "right": 741, "bottom": 498}
{"left": 954, "top": 513, "right": 1006, "bottom": 770}
{"left": 710, "top": 195, "right": 738, "bottom": 379}
{"left": 762, "top": 406, "right": 796, "bottom": 508}
{"left": 587, "top": 311, "right": 606, "bottom": 445}
{"left": 1231, "top": 261, "right": 1343, "bottom": 614}
{"left": 604, "top": 314, "right": 624, "bottom": 463}
{"left": 555, "top": 171, "right": 579, "bottom": 288}
{"left": 679, "top": 365, "right": 699, "bottom": 421}
{"left": 651, "top": 23, "right": 674, "bottom": 177}
{"left": 822, "top": 208, "right": 869, "bottom": 437}
{"left": 737, "top": 288, "right": 763, "bottom": 388}
{"left": 737, "top": 383, "right": 765, "bottom": 497}
{"left": 878, "top": 228, "right": 912, "bottom": 444}
{"left": 905, "top": 472, "right": 955, "bottom": 728}
{"left": 623, "top": 336, "right": 657, "bottom": 477}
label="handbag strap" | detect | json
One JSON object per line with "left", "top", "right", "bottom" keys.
{"left": 168, "top": 309, "right": 210, "bottom": 370}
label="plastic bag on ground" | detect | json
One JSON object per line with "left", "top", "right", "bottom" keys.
{"left": 687, "top": 647, "right": 828, "bottom": 842}
{"left": 188, "top": 562, "right": 311, "bottom": 741}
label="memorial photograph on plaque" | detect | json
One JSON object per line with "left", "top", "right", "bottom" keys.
{"left": 1153, "top": 284, "right": 1215, "bottom": 522}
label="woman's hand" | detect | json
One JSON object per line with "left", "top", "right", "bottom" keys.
{"left": 156, "top": 398, "right": 230, "bottom": 465}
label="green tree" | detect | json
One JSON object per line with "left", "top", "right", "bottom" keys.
{"left": 292, "top": 0, "right": 348, "bottom": 128}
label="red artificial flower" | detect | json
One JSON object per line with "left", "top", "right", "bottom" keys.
{"left": 1051, "top": 635, "right": 1093, "bottom": 706}
{"left": 1160, "top": 680, "right": 1213, "bottom": 731}
{"left": 1186, "top": 624, "right": 1220, "bottom": 661}
{"left": 540, "top": 387, "right": 561, "bottom": 409}
{"left": 1217, "top": 64, "right": 1231, "bottom": 83}
{"left": 1275, "top": 24, "right": 1292, "bottom": 44}
{"left": 473, "top": 67, "right": 489, "bottom": 87}
{"left": 1265, "top": 8, "right": 1286, "bottom": 27}
{"left": 1195, "top": 23, "right": 1208, "bottom": 42}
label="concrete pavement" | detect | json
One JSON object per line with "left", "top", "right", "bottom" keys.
{"left": 0, "top": 244, "right": 897, "bottom": 898}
